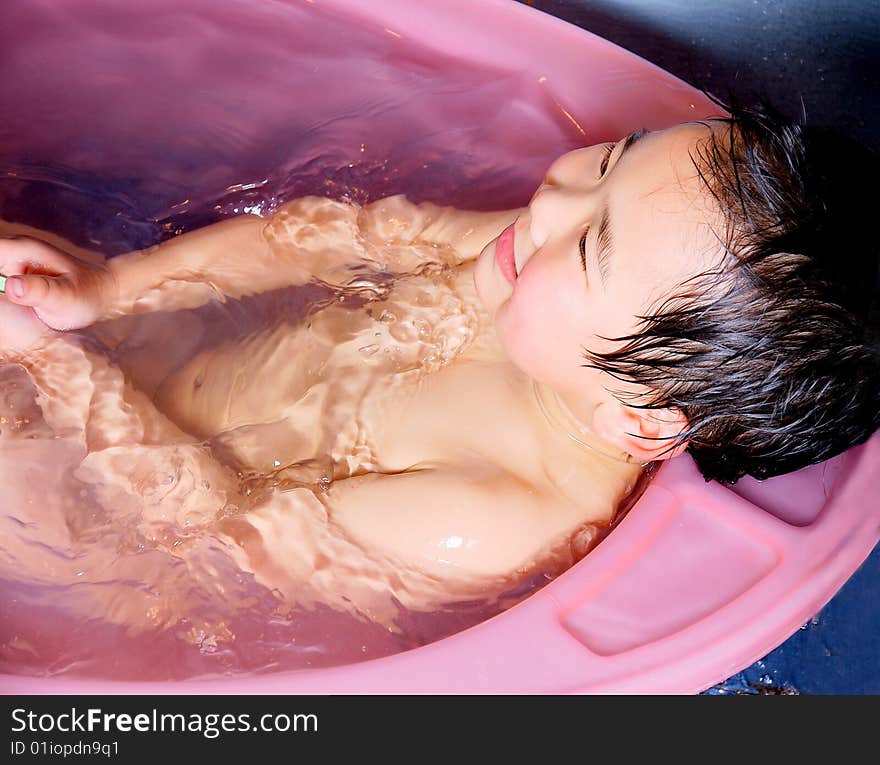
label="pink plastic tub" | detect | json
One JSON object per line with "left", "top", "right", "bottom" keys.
{"left": 2, "top": 0, "right": 878, "bottom": 694}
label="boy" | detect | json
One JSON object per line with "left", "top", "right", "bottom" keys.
{"left": 1, "top": 99, "right": 877, "bottom": 626}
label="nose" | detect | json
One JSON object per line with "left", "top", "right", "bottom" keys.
{"left": 543, "top": 146, "right": 593, "bottom": 187}
{"left": 527, "top": 183, "right": 595, "bottom": 249}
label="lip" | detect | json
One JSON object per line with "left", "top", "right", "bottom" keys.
{"left": 495, "top": 222, "right": 517, "bottom": 285}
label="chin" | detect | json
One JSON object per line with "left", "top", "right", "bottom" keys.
{"left": 491, "top": 301, "right": 528, "bottom": 371}
{"left": 491, "top": 301, "right": 557, "bottom": 387}
{"left": 473, "top": 240, "right": 513, "bottom": 316}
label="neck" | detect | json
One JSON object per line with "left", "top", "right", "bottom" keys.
{"left": 530, "top": 377, "right": 643, "bottom": 466}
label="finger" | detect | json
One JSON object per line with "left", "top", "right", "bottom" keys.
{"left": 0, "top": 237, "right": 75, "bottom": 277}
{"left": 4, "top": 273, "right": 75, "bottom": 309}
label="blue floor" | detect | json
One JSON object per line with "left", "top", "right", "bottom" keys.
{"left": 706, "top": 541, "right": 880, "bottom": 694}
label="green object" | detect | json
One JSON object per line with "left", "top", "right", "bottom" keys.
{"left": 0, "top": 274, "right": 6, "bottom": 294}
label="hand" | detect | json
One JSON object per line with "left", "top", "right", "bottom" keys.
{"left": 0, "top": 236, "right": 111, "bottom": 330}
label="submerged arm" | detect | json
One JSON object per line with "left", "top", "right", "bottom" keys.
{"left": 1, "top": 194, "right": 520, "bottom": 328}
{"left": 106, "top": 194, "right": 520, "bottom": 319}
{"left": 357, "top": 194, "right": 522, "bottom": 270}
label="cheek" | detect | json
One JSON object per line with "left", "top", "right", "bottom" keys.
{"left": 494, "top": 261, "right": 584, "bottom": 383}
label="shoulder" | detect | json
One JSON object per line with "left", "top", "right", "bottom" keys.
{"left": 324, "top": 462, "right": 601, "bottom": 581}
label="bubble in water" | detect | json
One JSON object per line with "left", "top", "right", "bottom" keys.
{"left": 358, "top": 344, "right": 380, "bottom": 357}
{"left": 348, "top": 277, "right": 381, "bottom": 290}
{"left": 389, "top": 322, "right": 418, "bottom": 342}
{"left": 214, "top": 504, "right": 239, "bottom": 522}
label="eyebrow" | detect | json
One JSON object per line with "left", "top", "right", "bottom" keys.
{"left": 594, "top": 128, "right": 650, "bottom": 288}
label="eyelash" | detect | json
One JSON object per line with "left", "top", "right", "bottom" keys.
{"left": 599, "top": 142, "right": 616, "bottom": 177}
{"left": 579, "top": 142, "right": 617, "bottom": 272}
{"left": 579, "top": 229, "right": 588, "bottom": 272}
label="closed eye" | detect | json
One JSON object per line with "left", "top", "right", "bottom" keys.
{"left": 598, "top": 143, "right": 615, "bottom": 177}
{"left": 579, "top": 228, "right": 589, "bottom": 273}
{"left": 580, "top": 141, "right": 621, "bottom": 273}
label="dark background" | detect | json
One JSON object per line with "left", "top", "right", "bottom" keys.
{"left": 519, "top": 0, "right": 880, "bottom": 695}
{"left": 518, "top": 0, "right": 879, "bottom": 150}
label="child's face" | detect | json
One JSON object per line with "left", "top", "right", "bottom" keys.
{"left": 473, "top": 121, "right": 729, "bottom": 450}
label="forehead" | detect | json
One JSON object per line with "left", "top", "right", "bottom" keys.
{"left": 608, "top": 122, "right": 727, "bottom": 314}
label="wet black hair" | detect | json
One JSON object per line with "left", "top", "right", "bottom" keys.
{"left": 582, "top": 91, "right": 880, "bottom": 484}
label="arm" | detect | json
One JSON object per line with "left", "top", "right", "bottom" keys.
{"left": 1, "top": 194, "right": 521, "bottom": 329}
{"left": 357, "top": 194, "right": 522, "bottom": 270}
{"left": 105, "top": 194, "right": 520, "bottom": 316}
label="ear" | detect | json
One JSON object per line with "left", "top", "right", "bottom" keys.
{"left": 592, "top": 399, "right": 689, "bottom": 463}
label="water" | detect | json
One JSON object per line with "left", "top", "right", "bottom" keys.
{"left": 0, "top": 0, "right": 587, "bottom": 256}
{"left": 0, "top": 0, "right": 639, "bottom": 681}
{"left": 0, "top": 267, "right": 596, "bottom": 680}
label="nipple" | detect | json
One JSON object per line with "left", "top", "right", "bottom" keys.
{"left": 531, "top": 378, "right": 645, "bottom": 466}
